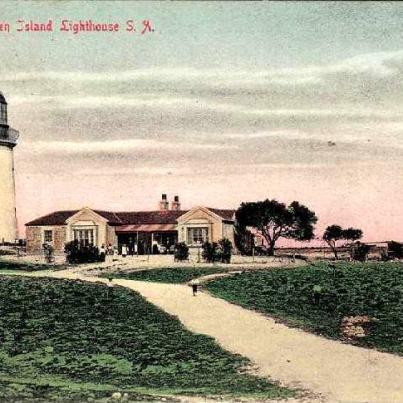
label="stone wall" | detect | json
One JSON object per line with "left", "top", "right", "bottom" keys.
{"left": 26, "top": 226, "right": 42, "bottom": 254}
{"left": 106, "top": 225, "right": 118, "bottom": 247}
{"left": 222, "top": 222, "right": 237, "bottom": 253}
{"left": 53, "top": 226, "right": 67, "bottom": 252}
{"left": 26, "top": 226, "right": 66, "bottom": 254}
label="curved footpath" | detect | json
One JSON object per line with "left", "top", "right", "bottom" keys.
{"left": 18, "top": 270, "right": 403, "bottom": 402}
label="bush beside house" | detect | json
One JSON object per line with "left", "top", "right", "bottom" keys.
{"left": 64, "top": 240, "right": 105, "bottom": 264}
{"left": 174, "top": 242, "right": 189, "bottom": 261}
{"left": 202, "top": 238, "right": 233, "bottom": 263}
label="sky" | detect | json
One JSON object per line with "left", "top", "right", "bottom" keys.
{"left": 0, "top": 1, "right": 402, "bottom": 243}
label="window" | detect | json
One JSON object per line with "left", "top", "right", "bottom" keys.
{"left": 44, "top": 230, "right": 53, "bottom": 243}
{"left": 187, "top": 227, "right": 208, "bottom": 245}
{"left": 73, "top": 229, "right": 95, "bottom": 246}
{"left": 0, "top": 104, "right": 7, "bottom": 124}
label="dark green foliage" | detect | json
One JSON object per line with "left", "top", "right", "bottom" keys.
{"left": 236, "top": 199, "right": 317, "bottom": 256}
{"left": 350, "top": 242, "right": 371, "bottom": 262}
{"left": 64, "top": 240, "right": 105, "bottom": 264}
{"left": 0, "top": 249, "right": 16, "bottom": 256}
{"left": 342, "top": 228, "right": 363, "bottom": 241}
{"left": 0, "top": 259, "right": 53, "bottom": 272}
{"left": 202, "top": 242, "right": 218, "bottom": 263}
{"left": 0, "top": 276, "right": 291, "bottom": 400}
{"left": 388, "top": 241, "right": 403, "bottom": 259}
{"left": 323, "top": 225, "right": 363, "bottom": 259}
{"left": 207, "top": 262, "right": 403, "bottom": 355}
{"left": 0, "top": 378, "right": 158, "bottom": 402}
{"left": 218, "top": 238, "right": 233, "bottom": 263}
{"left": 202, "top": 239, "right": 233, "bottom": 263}
{"left": 174, "top": 242, "right": 189, "bottom": 261}
{"left": 101, "top": 267, "right": 228, "bottom": 284}
{"left": 234, "top": 223, "right": 254, "bottom": 255}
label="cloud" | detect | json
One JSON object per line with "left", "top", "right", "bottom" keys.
{"left": 9, "top": 94, "right": 403, "bottom": 123}
{"left": 3, "top": 49, "right": 403, "bottom": 86}
{"left": 4, "top": 50, "right": 403, "bottom": 134}
{"left": 21, "top": 138, "right": 234, "bottom": 156}
{"left": 4, "top": 49, "right": 403, "bottom": 176}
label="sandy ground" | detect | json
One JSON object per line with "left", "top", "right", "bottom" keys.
{"left": 110, "top": 280, "right": 403, "bottom": 403}
{"left": 2, "top": 253, "right": 305, "bottom": 270}
{"left": 5, "top": 266, "right": 403, "bottom": 403}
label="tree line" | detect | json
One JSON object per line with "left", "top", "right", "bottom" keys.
{"left": 234, "top": 199, "right": 381, "bottom": 260}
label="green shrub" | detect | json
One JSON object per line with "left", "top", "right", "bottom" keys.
{"left": 388, "top": 241, "right": 403, "bottom": 259}
{"left": 202, "top": 242, "right": 218, "bottom": 263}
{"left": 218, "top": 238, "right": 233, "bottom": 263}
{"left": 64, "top": 240, "right": 105, "bottom": 264}
{"left": 174, "top": 242, "right": 189, "bottom": 261}
{"left": 234, "top": 223, "right": 254, "bottom": 255}
{"left": 202, "top": 239, "right": 233, "bottom": 263}
{"left": 350, "top": 242, "right": 370, "bottom": 261}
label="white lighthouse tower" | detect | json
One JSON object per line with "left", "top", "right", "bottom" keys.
{"left": 0, "top": 91, "right": 19, "bottom": 243}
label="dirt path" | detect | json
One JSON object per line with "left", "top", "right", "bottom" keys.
{"left": 11, "top": 270, "right": 403, "bottom": 403}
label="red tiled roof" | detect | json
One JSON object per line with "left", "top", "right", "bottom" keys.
{"left": 25, "top": 209, "right": 124, "bottom": 226}
{"left": 116, "top": 223, "right": 177, "bottom": 233}
{"left": 25, "top": 207, "right": 235, "bottom": 226}
{"left": 94, "top": 210, "right": 123, "bottom": 225}
{"left": 115, "top": 210, "right": 188, "bottom": 225}
{"left": 25, "top": 210, "right": 79, "bottom": 226}
{"left": 208, "top": 208, "right": 236, "bottom": 221}
{"left": 26, "top": 209, "right": 188, "bottom": 226}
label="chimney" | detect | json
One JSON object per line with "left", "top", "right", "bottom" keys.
{"left": 170, "top": 195, "right": 181, "bottom": 211}
{"left": 159, "top": 193, "right": 169, "bottom": 211}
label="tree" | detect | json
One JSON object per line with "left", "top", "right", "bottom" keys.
{"left": 236, "top": 199, "right": 318, "bottom": 256}
{"left": 234, "top": 222, "right": 254, "bottom": 255}
{"left": 323, "top": 225, "right": 363, "bottom": 260}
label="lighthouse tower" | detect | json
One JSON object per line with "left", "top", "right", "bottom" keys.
{"left": 0, "top": 91, "right": 19, "bottom": 243}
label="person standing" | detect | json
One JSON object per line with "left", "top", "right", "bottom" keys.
{"left": 189, "top": 279, "right": 200, "bottom": 296}
{"left": 107, "top": 277, "right": 114, "bottom": 300}
{"left": 100, "top": 244, "right": 106, "bottom": 261}
{"left": 121, "top": 244, "right": 127, "bottom": 258}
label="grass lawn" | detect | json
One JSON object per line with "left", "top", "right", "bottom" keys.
{"left": 0, "top": 259, "right": 55, "bottom": 272}
{"left": 207, "top": 262, "right": 403, "bottom": 355}
{"left": 0, "top": 275, "right": 294, "bottom": 401}
{"left": 100, "top": 267, "right": 229, "bottom": 284}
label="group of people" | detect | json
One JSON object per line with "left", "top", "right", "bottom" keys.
{"left": 99, "top": 244, "right": 115, "bottom": 255}
{"left": 119, "top": 243, "right": 149, "bottom": 257}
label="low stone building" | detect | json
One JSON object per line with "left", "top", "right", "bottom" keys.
{"left": 25, "top": 195, "right": 236, "bottom": 255}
